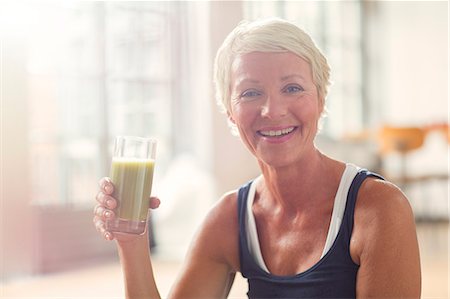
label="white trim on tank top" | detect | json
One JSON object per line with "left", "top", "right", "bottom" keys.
{"left": 245, "top": 163, "right": 361, "bottom": 273}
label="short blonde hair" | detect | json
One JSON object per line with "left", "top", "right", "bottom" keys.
{"left": 213, "top": 18, "right": 331, "bottom": 115}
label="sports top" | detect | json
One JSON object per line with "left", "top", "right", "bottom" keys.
{"left": 237, "top": 165, "right": 383, "bottom": 298}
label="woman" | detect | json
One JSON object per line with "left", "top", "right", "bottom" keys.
{"left": 93, "top": 18, "right": 421, "bottom": 298}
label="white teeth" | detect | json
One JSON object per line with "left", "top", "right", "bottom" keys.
{"left": 260, "top": 127, "right": 295, "bottom": 137}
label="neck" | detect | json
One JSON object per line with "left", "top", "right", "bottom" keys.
{"left": 258, "top": 149, "right": 342, "bottom": 213}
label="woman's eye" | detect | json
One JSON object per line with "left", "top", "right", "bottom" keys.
{"left": 241, "top": 90, "right": 261, "bottom": 98}
{"left": 284, "top": 85, "right": 304, "bottom": 93}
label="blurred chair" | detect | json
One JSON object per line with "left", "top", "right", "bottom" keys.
{"left": 377, "top": 125, "right": 450, "bottom": 187}
{"left": 425, "top": 122, "right": 450, "bottom": 144}
{"left": 377, "top": 126, "right": 426, "bottom": 186}
{"left": 377, "top": 125, "right": 449, "bottom": 221}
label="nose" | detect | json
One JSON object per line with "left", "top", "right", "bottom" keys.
{"left": 261, "top": 94, "right": 287, "bottom": 119}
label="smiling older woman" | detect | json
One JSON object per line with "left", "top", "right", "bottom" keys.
{"left": 93, "top": 18, "right": 421, "bottom": 298}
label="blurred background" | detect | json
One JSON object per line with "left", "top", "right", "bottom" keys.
{"left": 0, "top": 0, "right": 448, "bottom": 298}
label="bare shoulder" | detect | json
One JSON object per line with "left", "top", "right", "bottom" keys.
{"left": 188, "top": 190, "right": 240, "bottom": 271}
{"left": 356, "top": 177, "right": 414, "bottom": 223}
{"left": 204, "top": 190, "right": 239, "bottom": 228}
{"left": 351, "top": 177, "right": 417, "bottom": 263}
{"left": 351, "top": 177, "right": 421, "bottom": 297}
{"left": 200, "top": 190, "right": 239, "bottom": 248}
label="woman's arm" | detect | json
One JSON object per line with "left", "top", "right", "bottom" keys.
{"left": 94, "top": 178, "right": 161, "bottom": 298}
{"left": 168, "top": 192, "right": 240, "bottom": 298}
{"left": 117, "top": 234, "right": 161, "bottom": 299}
{"left": 352, "top": 179, "right": 421, "bottom": 298}
{"left": 94, "top": 178, "right": 239, "bottom": 299}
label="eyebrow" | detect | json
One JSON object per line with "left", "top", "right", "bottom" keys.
{"left": 233, "top": 78, "right": 260, "bottom": 89}
{"left": 281, "top": 74, "right": 306, "bottom": 81}
{"left": 233, "top": 74, "right": 307, "bottom": 91}
{"left": 236, "top": 75, "right": 305, "bottom": 85}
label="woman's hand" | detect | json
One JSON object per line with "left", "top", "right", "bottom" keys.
{"left": 93, "top": 177, "right": 161, "bottom": 242}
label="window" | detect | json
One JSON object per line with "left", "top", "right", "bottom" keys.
{"left": 27, "top": 2, "right": 182, "bottom": 206}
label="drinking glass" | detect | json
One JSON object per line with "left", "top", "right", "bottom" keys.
{"left": 106, "top": 136, "right": 157, "bottom": 235}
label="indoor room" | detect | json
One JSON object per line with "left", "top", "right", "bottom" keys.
{"left": 1, "top": 1, "right": 448, "bottom": 298}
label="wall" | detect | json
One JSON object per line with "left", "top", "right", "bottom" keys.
{"left": 1, "top": 37, "right": 34, "bottom": 280}
{"left": 377, "top": 1, "right": 448, "bottom": 125}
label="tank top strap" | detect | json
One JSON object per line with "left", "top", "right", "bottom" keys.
{"left": 343, "top": 169, "right": 385, "bottom": 238}
{"left": 237, "top": 180, "right": 253, "bottom": 273}
{"left": 237, "top": 180, "right": 251, "bottom": 224}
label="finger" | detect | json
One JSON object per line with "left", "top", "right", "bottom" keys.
{"left": 94, "top": 218, "right": 114, "bottom": 241}
{"left": 93, "top": 215, "right": 100, "bottom": 226}
{"left": 94, "top": 204, "right": 115, "bottom": 219}
{"left": 149, "top": 196, "right": 161, "bottom": 209}
{"left": 99, "top": 177, "right": 114, "bottom": 195}
{"left": 94, "top": 217, "right": 105, "bottom": 233}
{"left": 105, "top": 196, "right": 117, "bottom": 209}
{"left": 96, "top": 192, "right": 117, "bottom": 209}
{"left": 103, "top": 229, "right": 114, "bottom": 241}
{"left": 96, "top": 191, "right": 106, "bottom": 205}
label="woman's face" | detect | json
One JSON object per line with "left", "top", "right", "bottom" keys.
{"left": 229, "top": 51, "right": 322, "bottom": 168}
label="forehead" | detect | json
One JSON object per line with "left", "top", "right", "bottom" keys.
{"left": 231, "top": 51, "right": 313, "bottom": 83}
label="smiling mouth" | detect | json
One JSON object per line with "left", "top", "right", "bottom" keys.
{"left": 257, "top": 126, "right": 297, "bottom": 137}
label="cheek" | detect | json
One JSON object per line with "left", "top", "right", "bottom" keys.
{"left": 230, "top": 106, "right": 260, "bottom": 149}
{"left": 294, "top": 99, "right": 320, "bottom": 121}
{"left": 230, "top": 104, "right": 254, "bottom": 128}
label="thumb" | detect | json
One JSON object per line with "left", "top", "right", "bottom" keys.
{"left": 149, "top": 196, "right": 161, "bottom": 209}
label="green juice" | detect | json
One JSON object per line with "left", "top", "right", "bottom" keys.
{"left": 110, "top": 157, "right": 155, "bottom": 221}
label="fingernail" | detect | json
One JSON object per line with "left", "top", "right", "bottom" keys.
{"left": 106, "top": 199, "right": 113, "bottom": 208}
{"left": 104, "top": 211, "right": 112, "bottom": 218}
{"left": 104, "top": 184, "right": 113, "bottom": 194}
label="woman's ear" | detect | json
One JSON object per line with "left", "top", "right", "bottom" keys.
{"left": 227, "top": 111, "right": 236, "bottom": 124}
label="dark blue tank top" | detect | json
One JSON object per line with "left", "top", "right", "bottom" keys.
{"left": 237, "top": 169, "right": 383, "bottom": 298}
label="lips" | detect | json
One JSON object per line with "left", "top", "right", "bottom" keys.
{"left": 257, "top": 126, "right": 297, "bottom": 138}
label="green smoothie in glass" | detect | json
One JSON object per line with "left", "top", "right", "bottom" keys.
{"left": 106, "top": 136, "right": 157, "bottom": 235}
